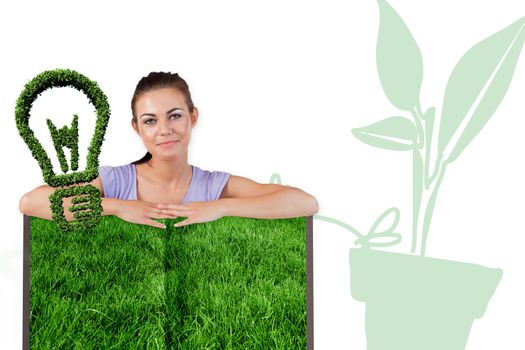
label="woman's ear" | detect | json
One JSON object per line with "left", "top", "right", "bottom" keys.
{"left": 191, "top": 107, "right": 199, "bottom": 128}
{"left": 131, "top": 119, "right": 139, "bottom": 134}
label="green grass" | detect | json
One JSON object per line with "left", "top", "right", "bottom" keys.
{"left": 30, "top": 216, "right": 306, "bottom": 349}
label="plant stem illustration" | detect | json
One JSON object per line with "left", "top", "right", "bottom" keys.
{"left": 351, "top": 0, "right": 525, "bottom": 256}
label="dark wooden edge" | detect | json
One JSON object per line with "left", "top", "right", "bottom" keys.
{"left": 306, "top": 215, "right": 314, "bottom": 350}
{"left": 23, "top": 215, "right": 314, "bottom": 349}
{"left": 23, "top": 215, "right": 30, "bottom": 350}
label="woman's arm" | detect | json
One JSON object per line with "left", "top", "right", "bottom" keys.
{"left": 158, "top": 175, "right": 319, "bottom": 227}
{"left": 19, "top": 178, "right": 170, "bottom": 229}
{"left": 218, "top": 175, "right": 319, "bottom": 218}
{"left": 19, "top": 178, "right": 107, "bottom": 221}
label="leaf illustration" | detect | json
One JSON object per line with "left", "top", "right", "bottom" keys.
{"left": 352, "top": 116, "right": 417, "bottom": 151}
{"left": 438, "top": 17, "right": 525, "bottom": 163}
{"left": 352, "top": 207, "right": 402, "bottom": 248}
{"left": 269, "top": 173, "right": 282, "bottom": 185}
{"left": 368, "top": 207, "right": 400, "bottom": 236}
{"left": 376, "top": 0, "right": 423, "bottom": 111}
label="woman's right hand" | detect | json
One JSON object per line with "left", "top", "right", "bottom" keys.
{"left": 107, "top": 198, "right": 176, "bottom": 229}
{"left": 20, "top": 178, "right": 175, "bottom": 229}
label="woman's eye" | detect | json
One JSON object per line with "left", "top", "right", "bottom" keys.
{"left": 144, "top": 119, "right": 156, "bottom": 125}
{"left": 169, "top": 114, "right": 182, "bottom": 119}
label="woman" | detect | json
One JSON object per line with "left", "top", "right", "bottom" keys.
{"left": 19, "top": 72, "right": 318, "bottom": 229}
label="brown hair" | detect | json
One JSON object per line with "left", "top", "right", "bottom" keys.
{"left": 131, "top": 72, "right": 195, "bottom": 165}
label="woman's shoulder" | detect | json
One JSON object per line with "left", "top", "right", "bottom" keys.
{"left": 187, "top": 165, "right": 231, "bottom": 202}
{"left": 98, "top": 163, "right": 137, "bottom": 200}
{"left": 99, "top": 163, "right": 135, "bottom": 174}
{"left": 192, "top": 165, "right": 230, "bottom": 178}
{"left": 192, "top": 165, "right": 231, "bottom": 185}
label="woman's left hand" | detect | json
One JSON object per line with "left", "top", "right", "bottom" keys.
{"left": 156, "top": 201, "right": 225, "bottom": 227}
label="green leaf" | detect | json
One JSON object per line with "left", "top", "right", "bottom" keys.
{"left": 438, "top": 17, "right": 525, "bottom": 163}
{"left": 352, "top": 207, "right": 402, "bottom": 248}
{"left": 269, "top": 173, "right": 282, "bottom": 184}
{"left": 352, "top": 116, "right": 417, "bottom": 151}
{"left": 376, "top": 0, "right": 423, "bottom": 111}
{"left": 368, "top": 207, "right": 400, "bottom": 236}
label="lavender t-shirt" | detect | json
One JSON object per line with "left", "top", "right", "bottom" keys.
{"left": 98, "top": 164, "right": 231, "bottom": 203}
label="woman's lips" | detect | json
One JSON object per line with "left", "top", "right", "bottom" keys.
{"left": 157, "top": 140, "right": 180, "bottom": 147}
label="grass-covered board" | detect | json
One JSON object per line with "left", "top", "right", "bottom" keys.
{"left": 25, "top": 215, "right": 309, "bottom": 349}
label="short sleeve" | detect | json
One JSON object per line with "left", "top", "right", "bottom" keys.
{"left": 98, "top": 166, "right": 114, "bottom": 198}
{"left": 207, "top": 171, "right": 231, "bottom": 201}
{"left": 182, "top": 166, "right": 231, "bottom": 203}
{"left": 98, "top": 164, "right": 136, "bottom": 200}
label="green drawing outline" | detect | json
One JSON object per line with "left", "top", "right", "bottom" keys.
{"left": 309, "top": 2, "right": 523, "bottom": 348}
{"left": 15, "top": 68, "right": 110, "bottom": 187}
{"left": 15, "top": 69, "right": 110, "bottom": 232}
{"left": 265, "top": 2, "right": 523, "bottom": 348}
{"left": 350, "top": 1, "right": 525, "bottom": 256}
{"left": 269, "top": 174, "right": 402, "bottom": 248}
{"left": 46, "top": 114, "right": 79, "bottom": 173}
{"left": 49, "top": 184, "right": 102, "bottom": 232}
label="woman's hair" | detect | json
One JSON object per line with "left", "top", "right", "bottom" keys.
{"left": 131, "top": 72, "right": 195, "bottom": 165}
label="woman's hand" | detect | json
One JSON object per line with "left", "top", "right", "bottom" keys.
{"left": 157, "top": 201, "right": 226, "bottom": 227}
{"left": 111, "top": 199, "right": 177, "bottom": 229}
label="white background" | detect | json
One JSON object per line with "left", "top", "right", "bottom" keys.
{"left": 1, "top": 1, "right": 525, "bottom": 348}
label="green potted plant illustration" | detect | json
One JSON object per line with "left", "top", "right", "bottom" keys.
{"left": 316, "top": 1, "right": 525, "bottom": 349}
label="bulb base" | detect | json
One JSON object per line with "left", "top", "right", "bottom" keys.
{"left": 49, "top": 184, "right": 102, "bottom": 232}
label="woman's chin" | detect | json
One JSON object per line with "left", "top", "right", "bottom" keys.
{"left": 148, "top": 143, "right": 187, "bottom": 162}
{"left": 153, "top": 151, "right": 182, "bottom": 162}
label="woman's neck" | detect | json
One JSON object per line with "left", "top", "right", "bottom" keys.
{"left": 142, "top": 155, "right": 192, "bottom": 185}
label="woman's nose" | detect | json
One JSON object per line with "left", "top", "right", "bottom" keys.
{"left": 158, "top": 119, "right": 172, "bottom": 135}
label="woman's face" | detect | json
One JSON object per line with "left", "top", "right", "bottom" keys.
{"left": 132, "top": 87, "right": 198, "bottom": 161}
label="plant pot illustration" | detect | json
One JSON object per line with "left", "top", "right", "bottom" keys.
{"left": 350, "top": 248, "right": 502, "bottom": 350}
